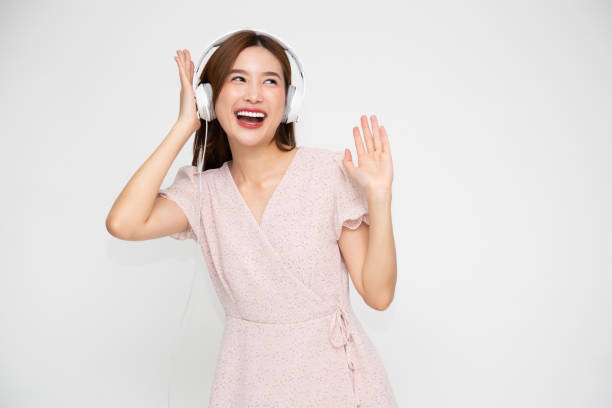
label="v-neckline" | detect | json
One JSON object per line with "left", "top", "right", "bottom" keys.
{"left": 223, "top": 146, "right": 303, "bottom": 230}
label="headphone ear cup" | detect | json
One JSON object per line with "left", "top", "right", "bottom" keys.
{"left": 282, "top": 84, "right": 297, "bottom": 123}
{"left": 194, "top": 82, "right": 215, "bottom": 121}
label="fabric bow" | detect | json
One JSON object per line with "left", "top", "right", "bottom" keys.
{"left": 328, "top": 304, "right": 361, "bottom": 406}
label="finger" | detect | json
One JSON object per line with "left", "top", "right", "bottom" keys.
{"left": 380, "top": 125, "right": 391, "bottom": 157}
{"left": 176, "top": 51, "right": 187, "bottom": 77}
{"left": 361, "top": 115, "right": 374, "bottom": 153}
{"left": 178, "top": 50, "right": 186, "bottom": 68}
{"left": 343, "top": 148, "right": 357, "bottom": 176}
{"left": 353, "top": 126, "right": 366, "bottom": 156}
{"left": 187, "top": 51, "right": 195, "bottom": 75}
{"left": 189, "top": 58, "right": 195, "bottom": 77}
{"left": 370, "top": 114, "right": 382, "bottom": 153}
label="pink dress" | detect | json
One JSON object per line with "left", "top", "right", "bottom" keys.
{"left": 158, "top": 145, "right": 397, "bottom": 407}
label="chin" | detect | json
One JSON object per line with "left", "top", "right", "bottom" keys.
{"left": 228, "top": 129, "right": 274, "bottom": 147}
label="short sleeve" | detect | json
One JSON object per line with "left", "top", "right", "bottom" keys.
{"left": 157, "top": 165, "right": 201, "bottom": 241}
{"left": 332, "top": 151, "right": 370, "bottom": 240}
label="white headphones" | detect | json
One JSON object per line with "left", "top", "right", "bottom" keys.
{"left": 193, "top": 27, "right": 306, "bottom": 171}
{"left": 193, "top": 28, "right": 306, "bottom": 125}
{"left": 168, "top": 29, "right": 306, "bottom": 407}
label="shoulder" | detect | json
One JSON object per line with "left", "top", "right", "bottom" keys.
{"left": 181, "top": 162, "right": 228, "bottom": 178}
{"left": 296, "top": 146, "right": 351, "bottom": 198}
{"left": 166, "top": 164, "right": 226, "bottom": 193}
{"left": 298, "top": 145, "right": 344, "bottom": 172}
{"left": 165, "top": 165, "right": 198, "bottom": 188}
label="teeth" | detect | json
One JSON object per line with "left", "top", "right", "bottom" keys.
{"left": 236, "top": 110, "right": 265, "bottom": 118}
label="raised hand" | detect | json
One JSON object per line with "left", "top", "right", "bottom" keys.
{"left": 174, "top": 49, "right": 201, "bottom": 132}
{"left": 342, "top": 114, "right": 393, "bottom": 194}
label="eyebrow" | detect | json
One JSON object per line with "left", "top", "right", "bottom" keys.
{"left": 229, "top": 68, "right": 281, "bottom": 79}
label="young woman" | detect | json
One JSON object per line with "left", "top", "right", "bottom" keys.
{"left": 106, "top": 30, "right": 398, "bottom": 407}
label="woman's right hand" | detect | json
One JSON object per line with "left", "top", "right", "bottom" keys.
{"left": 174, "top": 49, "right": 201, "bottom": 132}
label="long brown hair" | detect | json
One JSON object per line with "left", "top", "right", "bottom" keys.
{"left": 191, "top": 30, "right": 297, "bottom": 171}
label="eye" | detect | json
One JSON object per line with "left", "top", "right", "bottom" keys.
{"left": 231, "top": 76, "right": 277, "bottom": 84}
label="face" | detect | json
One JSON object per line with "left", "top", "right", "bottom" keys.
{"left": 215, "top": 46, "right": 286, "bottom": 148}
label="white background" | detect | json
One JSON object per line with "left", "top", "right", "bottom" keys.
{"left": 1, "top": 0, "right": 610, "bottom": 407}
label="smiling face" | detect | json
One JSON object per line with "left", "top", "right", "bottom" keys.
{"left": 215, "top": 46, "right": 287, "bottom": 148}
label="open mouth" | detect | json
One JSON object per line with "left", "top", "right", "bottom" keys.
{"left": 235, "top": 112, "right": 266, "bottom": 124}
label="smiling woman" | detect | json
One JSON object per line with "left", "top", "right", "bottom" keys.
{"left": 106, "top": 28, "right": 397, "bottom": 408}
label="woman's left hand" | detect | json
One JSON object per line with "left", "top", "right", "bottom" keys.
{"left": 342, "top": 114, "right": 393, "bottom": 194}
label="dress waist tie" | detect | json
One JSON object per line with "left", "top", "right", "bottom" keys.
{"left": 328, "top": 304, "right": 361, "bottom": 407}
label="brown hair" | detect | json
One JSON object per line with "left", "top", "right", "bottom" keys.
{"left": 191, "top": 30, "right": 297, "bottom": 171}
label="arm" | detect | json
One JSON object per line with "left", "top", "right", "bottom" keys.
{"left": 106, "top": 49, "right": 201, "bottom": 241}
{"left": 105, "top": 120, "right": 195, "bottom": 240}
{"left": 339, "top": 187, "right": 396, "bottom": 311}
{"left": 338, "top": 114, "right": 396, "bottom": 310}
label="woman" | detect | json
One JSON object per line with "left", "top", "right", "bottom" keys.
{"left": 106, "top": 30, "right": 398, "bottom": 407}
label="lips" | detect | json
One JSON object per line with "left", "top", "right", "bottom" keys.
{"left": 235, "top": 111, "right": 266, "bottom": 129}
{"left": 234, "top": 108, "right": 267, "bottom": 129}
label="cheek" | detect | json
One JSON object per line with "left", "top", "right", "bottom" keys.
{"left": 214, "top": 90, "right": 236, "bottom": 117}
{"left": 268, "top": 90, "right": 286, "bottom": 113}
{"left": 216, "top": 88, "right": 235, "bottom": 106}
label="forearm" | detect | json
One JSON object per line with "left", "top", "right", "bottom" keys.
{"left": 362, "top": 187, "right": 397, "bottom": 310}
{"left": 105, "top": 120, "right": 195, "bottom": 235}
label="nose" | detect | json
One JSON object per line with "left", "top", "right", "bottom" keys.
{"left": 244, "top": 81, "right": 263, "bottom": 103}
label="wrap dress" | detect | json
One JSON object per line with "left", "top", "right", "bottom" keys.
{"left": 158, "top": 145, "right": 398, "bottom": 407}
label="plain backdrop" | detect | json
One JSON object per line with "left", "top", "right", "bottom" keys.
{"left": 1, "top": 0, "right": 610, "bottom": 407}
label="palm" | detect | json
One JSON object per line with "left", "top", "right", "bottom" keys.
{"left": 342, "top": 114, "right": 393, "bottom": 192}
